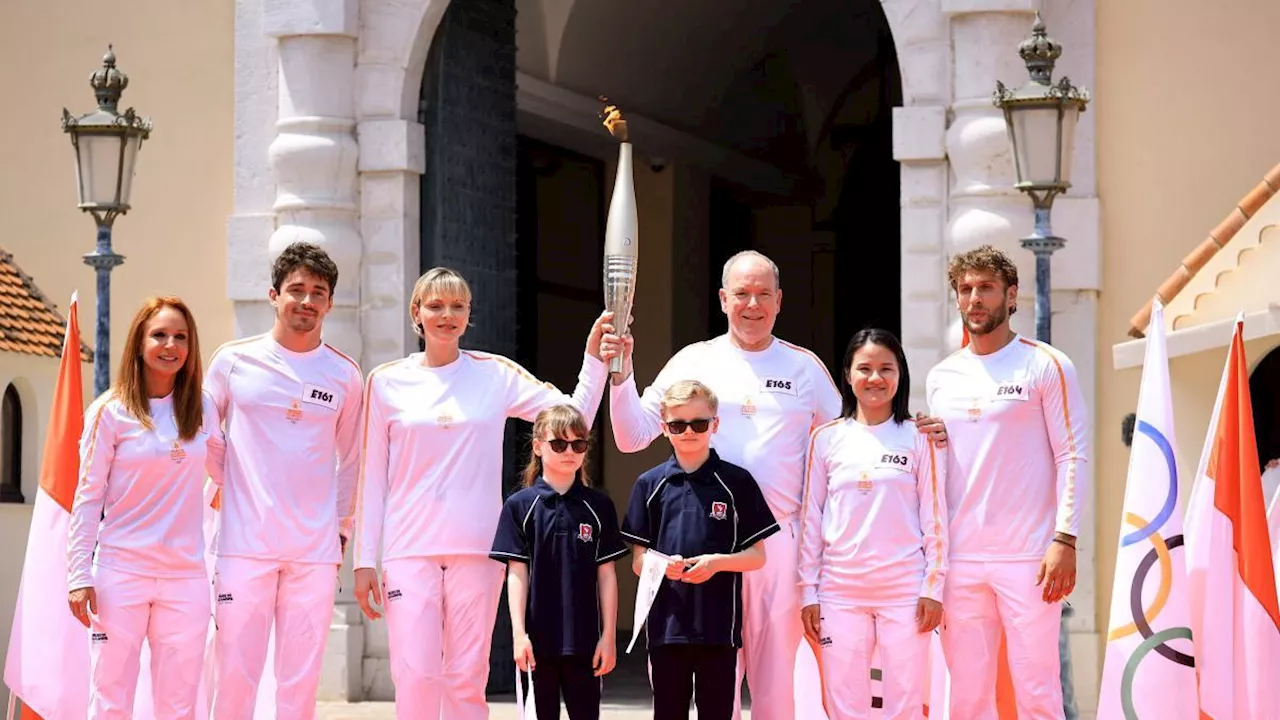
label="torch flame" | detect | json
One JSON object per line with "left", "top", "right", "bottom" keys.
{"left": 599, "top": 96, "right": 629, "bottom": 143}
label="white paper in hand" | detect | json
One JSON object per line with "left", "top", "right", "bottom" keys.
{"left": 514, "top": 666, "right": 536, "bottom": 720}
{"left": 628, "top": 548, "right": 671, "bottom": 653}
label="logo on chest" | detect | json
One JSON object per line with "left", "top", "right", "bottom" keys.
{"left": 437, "top": 413, "right": 455, "bottom": 429}
{"left": 578, "top": 523, "right": 594, "bottom": 543}
{"left": 857, "top": 471, "right": 874, "bottom": 494}
{"left": 741, "top": 397, "right": 757, "bottom": 418}
{"left": 761, "top": 377, "right": 797, "bottom": 396}
{"left": 710, "top": 501, "right": 728, "bottom": 521}
{"left": 170, "top": 440, "right": 187, "bottom": 463}
{"left": 301, "top": 383, "right": 340, "bottom": 412}
{"left": 286, "top": 400, "right": 304, "bottom": 423}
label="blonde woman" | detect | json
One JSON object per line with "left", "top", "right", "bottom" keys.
{"left": 68, "top": 297, "right": 224, "bottom": 719}
{"left": 352, "top": 267, "right": 621, "bottom": 719}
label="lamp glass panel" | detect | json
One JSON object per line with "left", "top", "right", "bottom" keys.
{"left": 1058, "top": 106, "right": 1080, "bottom": 186}
{"left": 118, "top": 135, "right": 142, "bottom": 207}
{"left": 1012, "top": 106, "right": 1061, "bottom": 186}
{"left": 76, "top": 133, "right": 124, "bottom": 206}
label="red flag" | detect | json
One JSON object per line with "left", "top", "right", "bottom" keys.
{"left": 1185, "top": 316, "right": 1280, "bottom": 717}
{"left": 5, "top": 294, "right": 88, "bottom": 720}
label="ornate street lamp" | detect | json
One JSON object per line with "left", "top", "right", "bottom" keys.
{"left": 993, "top": 13, "right": 1090, "bottom": 345}
{"left": 993, "top": 15, "right": 1090, "bottom": 720}
{"left": 62, "top": 46, "right": 152, "bottom": 396}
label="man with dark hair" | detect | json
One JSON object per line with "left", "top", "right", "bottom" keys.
{"left": 205, "top": 241, "right": 364, "bottom": 719}
{"left": 270, "top": 242, "right": 340, "bottom": 298}
{"left": 927, "top": 244, "right": 1089, "bottom": 719}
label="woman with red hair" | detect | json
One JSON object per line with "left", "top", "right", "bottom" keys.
{"left": 67, "top": 296, "right": 224, "bottom": 719}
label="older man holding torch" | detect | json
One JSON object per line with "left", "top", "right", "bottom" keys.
{"left": 604, "top": 246, "right": 947, "bottom": 719}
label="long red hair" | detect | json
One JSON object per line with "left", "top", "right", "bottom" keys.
{"left": 115, "top": 296, "right": 204, "bottom": 441}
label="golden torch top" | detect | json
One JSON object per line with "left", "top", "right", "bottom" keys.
{"left": 599, "top": 96, "right": 628, "bottom": 143}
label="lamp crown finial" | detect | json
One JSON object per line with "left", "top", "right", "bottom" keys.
{"left": 89, "top": 44, "right": 129, "bottom": 112}
{"left": 1018, "top": 12, "right": 1062, "bottom": 85}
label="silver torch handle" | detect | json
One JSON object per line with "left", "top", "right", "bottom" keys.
{"left": 603, "top": 141, "right": 639, "bottom": 375}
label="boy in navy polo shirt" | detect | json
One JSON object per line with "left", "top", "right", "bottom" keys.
{"left": 622, "top": 380, "right": 778, "bottom": 720}
{"left": 491, "top": 405, "right": 628, "bottom": 720}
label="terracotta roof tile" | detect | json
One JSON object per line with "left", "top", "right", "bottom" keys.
{"left": 1128, "top": 162, "right": 1280, "bottom": 338}
{"left": 0, "top": 246, "right": 92, "bottom": 361}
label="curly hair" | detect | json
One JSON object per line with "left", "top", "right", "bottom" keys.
{"left": 947, "top": 244, "right": 1019, "bottom": 292}
{"left": 271, "top": 242, "right": 339, "bottom": 294}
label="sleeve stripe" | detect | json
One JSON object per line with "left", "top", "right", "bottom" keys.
{"left": 76, "top": 401, "right": 111, "bottom": 492}
{"left": 351, "top": 359, "right": 405, "bottom": 562}
{"left": 464, "top": 351, "right": 555, "bottom": 390}
{"left": 799, "top": 419, "right": 841, "bottom": 534}
{"left": 924, "top": 439, "right": 944, "bottom": 595}
{"left": 740, "top": 522, "right": 779, "bottom": 548}
{"left": 778, "top": 339, "right": 841, "bottom": 398}
{"left": 324, "top": 343, "right": 362, "bottom": 374}
{"left": 490, "top": 551, "right": 530, "bottom": 561}
{"left": 621, "top": 531, "right": 651, "bottom": 545}
{"left": 1019, "top": 338, "right": 1080, "bottom": 531}
{"left": 597, "top": 547, "right": 629, "bottom": 563}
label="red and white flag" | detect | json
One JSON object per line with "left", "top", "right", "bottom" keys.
{"left": 4, "top": 294, "right": 89, "bottom": 719}
{"left": 1184, "top": 314, "right": 1280, "bottom": 717}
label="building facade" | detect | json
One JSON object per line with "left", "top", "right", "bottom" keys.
{"left": 6, "top": 0, "right": 1280, "bottom": 717}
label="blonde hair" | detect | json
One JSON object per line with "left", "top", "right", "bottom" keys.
{"left": 521, "top": 405, "right": 593, "bottom": 487}
{"left": 409, "top": 267, "right": 473, "bottom": 337}
{"left": 660, "top": 380, "right": 719, "bottom": 417}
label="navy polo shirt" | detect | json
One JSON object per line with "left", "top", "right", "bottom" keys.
{"left": 490, "top": 478, "right": 628, "bottom": 657}
{"left": 621, "top": 449, "right": 779, "bottom": 649}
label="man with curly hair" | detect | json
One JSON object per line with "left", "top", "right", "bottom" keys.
{"left": 926, "top": 244, "right": 1089, "bottom": 719}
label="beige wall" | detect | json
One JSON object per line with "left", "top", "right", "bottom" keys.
{"left": 0, "top": 0, "right": 235, "bottom": 378}
{"left": 1095, "top": 0, "right": 1280, "bottom": 661}
{"left": 0, "top": 352, "right": 68, "bottom": 682}
{"left": 0, "top": 0, "right": 232, "bottom": 683}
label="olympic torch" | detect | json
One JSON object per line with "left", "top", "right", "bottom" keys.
{"left": 600, "top": 97, "right": 638, "bottom": 376}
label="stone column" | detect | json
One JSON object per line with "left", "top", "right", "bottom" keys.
{"left": 944, "top": 2, "right": 1099, "bottom": 717}
{"left": 263, "top": 0, "right": 363, "bottom": 362}
{"left": 882, "top": 0, "right": 952, "bottom": 407}
{"left": 262, "top": 0, "right": 365, "bottom": 701}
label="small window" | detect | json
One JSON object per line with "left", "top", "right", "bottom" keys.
{"left": 1, "top": 384, "right": 24, "bottom": 503}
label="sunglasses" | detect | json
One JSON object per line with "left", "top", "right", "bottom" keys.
{"left": 664, "top": 418, "right": 714, "bottom": 434}
{"left": 545, "top": 438, "right": 589, "bottom": 454}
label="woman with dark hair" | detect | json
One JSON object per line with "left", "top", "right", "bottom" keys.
{"left": 797, "top": 328, "right": 948, "bottom": 720}
{"left": 67, "top": 296, "right": 224, "bottom": 719}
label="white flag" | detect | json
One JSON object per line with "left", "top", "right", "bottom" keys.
{"left": 1097, "top": 298, "right": 1198, "bottom": 718}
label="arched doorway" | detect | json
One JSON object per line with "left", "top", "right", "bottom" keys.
{"left": 415, "top": 0, "right": 904, "bottom": 696}
{"left": 551, "top": 0, "right": 903, "bottom": 378}
{"left": 1, "top": 383, "right": 23, "bottom": 504}
{"left": 1251, "top": 345, "right": 1280, "bottom": 488}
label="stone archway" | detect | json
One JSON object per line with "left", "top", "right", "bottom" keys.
{"left": 230, "top": 0, "right": 1101, "bottom": 709}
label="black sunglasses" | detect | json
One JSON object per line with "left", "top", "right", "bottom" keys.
{"left": 664, "top": 418, "right": 714, "bottom": 434}
{"left": 546, "top": 438, "right": 589, "bottom": 454}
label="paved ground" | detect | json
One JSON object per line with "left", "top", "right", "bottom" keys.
{"left": 316, "top": 649, "right": 753, "bottom": 718}
{"left": 317, "top": 699, "right": 734, "bottom": 719}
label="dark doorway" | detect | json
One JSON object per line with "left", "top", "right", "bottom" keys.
{"left": 1, "top": 384, "right": 22, "bottom": 504}
{"left": 516, "top": 136, "right": 608, "bottom": 488}
{"left": 1252, "top": 345, "right": 1280, "bottom": 469}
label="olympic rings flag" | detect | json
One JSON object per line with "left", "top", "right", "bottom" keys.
{"left": 1097, "top": 299, "right": 1198, "bottom": 719}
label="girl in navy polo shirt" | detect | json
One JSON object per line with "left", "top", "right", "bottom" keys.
{"left": 490, "top": 404, "right": 628, "bottom": 720}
